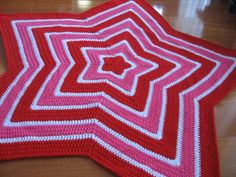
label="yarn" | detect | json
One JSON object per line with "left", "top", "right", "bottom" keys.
{"left": 0, "top": 0, "right": 235, "bottom": 176}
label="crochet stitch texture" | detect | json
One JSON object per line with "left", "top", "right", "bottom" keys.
{"left": 0, "top": 0, "right": 236, "bottom": 176}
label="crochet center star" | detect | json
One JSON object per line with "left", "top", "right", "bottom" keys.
{"left": 0, "top": 0, "right": 235, "bottom": 176}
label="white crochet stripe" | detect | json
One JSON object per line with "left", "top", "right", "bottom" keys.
{"left": 0, "top": 132, "right": 164, "bottom": 177}
{"left": 2, "top": 118, "right": 182, "bottom": 166}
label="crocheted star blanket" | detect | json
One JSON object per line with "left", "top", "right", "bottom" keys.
{"left": 0, "top": 0, "right": 235, "bottom": 176}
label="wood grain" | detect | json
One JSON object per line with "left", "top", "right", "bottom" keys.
{"left": 0, "top": 0, "right": 235, "bottom": 176}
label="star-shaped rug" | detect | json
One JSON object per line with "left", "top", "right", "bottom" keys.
{"left": 0, "top": 0, "right": 235, "bottom": 176}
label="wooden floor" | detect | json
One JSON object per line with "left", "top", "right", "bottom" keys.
{"left": 0, "top": 0, "right": 235, "bottom": 176}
